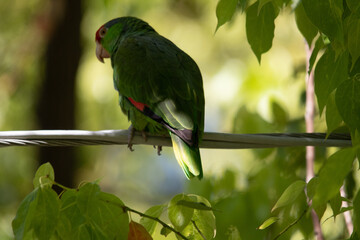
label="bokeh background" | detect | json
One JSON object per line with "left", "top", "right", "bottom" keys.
{"left": 0, "top": 0, "right": 354, "bottom": 239}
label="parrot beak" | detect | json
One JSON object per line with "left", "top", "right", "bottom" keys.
{"left": 96, "top": 41, "right": 110, "bottom": 63}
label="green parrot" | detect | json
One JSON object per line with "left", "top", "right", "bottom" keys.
{"left": 95, "top": 17, "right": 205, "bottom": 179}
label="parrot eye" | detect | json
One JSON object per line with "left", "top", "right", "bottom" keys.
{"left": 99, "top": 27, "right": 107, "bottom": 38}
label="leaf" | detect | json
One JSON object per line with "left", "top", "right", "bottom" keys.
{"left": 314, "top": 203, "right": 327, "bottom": 220}
{"left": 168, "top": 194, "right": 194, "bottom": 232}
{"left": 348, "top": 18, "right": 360, "bottom": 69}
{"left": 160, "top": 226, "right": 171, "bottom": 237}
{"left": 177, "top": 200, "right": 214, "bottom": 211}
{"left": 335, "top": 77, "right": 360, "bottom": 132}
{"left": 139, "top": 205, "right": 166, "bottom": 235}
{"left": 215, "top": 0, "right": 238, "bottom": 31}
{"left": 308, "top": 36, "right": 325, "bottom": 74}
{"left": 295, "top": 1, "right": 318, "bottom": 46}
{"left": 314, "top": 48, "right": 348, "bottom": 114}
{"left": 329, "top": 192, "right": 342, "bottom": 219}
{"left": 347, "top": 0, "right": 360, "bottom": 15}
{"left": 326, "top": 91, "right": 343, "bottom": 135}
{"left": 128, "top": 221, "right": 153, "bottom": 240}
{"left": 257, "top": 217, "right": 279, "bottom": 230}
{"left": 181, "top": 195, "right": 216, "bottom": 240}
{"left": 312, "top": 148, "right": 356, "bottom": 208}
{"left": 302, "top": 0, "right": 344, "bottom": 43}
{"left": 272, "top": 180, "right": 306, "bottom": 212}
{"left": 306, "top": 177, "right": 319, "bottom": 200}
{"left": 33, "top": 162, "right": 55, "bottom": 188}
{"left": 271, "top": 101, "right": 288, "bottom": 129}
{"left": 227, "top": 225, "right": 241, "bottom": 240}
{"left": 12, "top": 187, "right": 60, "bottom": 240}
{"left": 354, "top": 190, "right": 360, "bottom": 232}
{"left": 246, "top": 1, "right": 278, "bottom": 63}
{"left": 56, "top": 183, "right": 129, "bottom": 240}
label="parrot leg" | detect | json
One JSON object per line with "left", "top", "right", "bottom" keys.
{"left": 127, "top": 125, "right": 135, "bottom": 152}
{"left": 153, "top": 145, "right": 163, "bottom": 155}
{"left": 127, "top": 125, "right": 148, "bottom": 152}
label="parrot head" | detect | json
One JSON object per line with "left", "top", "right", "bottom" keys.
{"left": 95, "top": 17, "right": 156, "bottom": 63}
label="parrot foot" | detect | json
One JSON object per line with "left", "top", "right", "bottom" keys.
{"left": 127, "top": 125, "right": 148, "bottom": 152}
{"left": 127, "top": 125, "right": 135, "bottom": 152}
{"left": 153, "top": 145, "right": 163, "bottom": 155}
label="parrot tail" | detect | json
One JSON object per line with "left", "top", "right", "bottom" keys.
{"left": 170, "top": 133, "right": 203, "bottom": 179}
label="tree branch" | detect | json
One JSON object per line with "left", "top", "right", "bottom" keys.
{"left": 305, "top": 41, "right": 324, "bottom": 240}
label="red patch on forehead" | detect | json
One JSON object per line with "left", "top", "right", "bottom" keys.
{"left": 95, "top": 24, "right": 104, "bottom": 42}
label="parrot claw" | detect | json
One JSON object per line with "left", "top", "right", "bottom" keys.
{"left": 127, "top": 125, "right": 136, "bottom": 152}
{"left": 153, "top": 145, "right": 162, "bottom": 155}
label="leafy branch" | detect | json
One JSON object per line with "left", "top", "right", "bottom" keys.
{"left": 273, "top": 209, "right": 307, "bottom": 240}
{"left": 123, "top": 205, "right": 189, "bottom": 240}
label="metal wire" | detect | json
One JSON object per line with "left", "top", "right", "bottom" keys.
{"left": 0, "top": 130, "right": 352, "bottom": 149}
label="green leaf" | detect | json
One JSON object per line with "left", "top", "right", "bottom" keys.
{"left": 326, "top": 91, "right": 343, "bottom": 135}
{"left": 168, "top": 194, "right": 194, "bottom": 232}
{"left": 272, "top": 180, "right": 306, "bottom": 212}
{"left": 257, "top": 217, "right": 279, "bottom": 230}
{"left": 177, "top": 200, "right": 214, "bottom": 211}
{"left": 246, "top": 1, "right": 278, "bottom": 63}
{"left": 160, "top": 226, "right": 171, "bottom": 237}
{"left": 354, "top": 190, "right": 360, "bottom": 232}
{"left": 56, "top": 183, "right": 129, "bottom": 240}
{"left": 329, "top": 192, "right": 342, "bottom": 219}
{"left": 314, "top": 203, "right": 327, "bottom": 220}
{"left": 312, "top": 148, "right": 356, "bottom": 208}
{"left": 302, "top": 0, "right": 344, "bottom": 43}
{"left": 295, "top": 1, "right": 318, "bottom": 46}
{"left": 335, "top": 77, "right": 360, "bottom": 132}
{"left": 12, "top": 187, "right": 60, "bottom": 240}
{"left": 306, "top": 177, "right": 319, "bottom": 200}
{"left": 181, "top": 195, "right": 216, "bottom": 240}
{"left": 271, "top": 101, "right": 288, "bottom": 129}
{"left": 33, "top": 162, "right": 55, "bottom": 188}
{"left": 227, "top": 226, "right": 241, "bottom": 240}
{"left": 140, "top": 205, "right": 166, "bottom": 235}
{"left": 347, "top": 0, "right": 360, "bottom": 15}
{"left": 314, "top": 48, "right": 348, "bottom": 114}
{"left": 348, "top": 18, "right": 360, "bottom": 69}
{"left": 215, "top": 0, "right": 238, "bottom": 31}
{"left": 308, "top": 36, "right": 325, "bottom": 74}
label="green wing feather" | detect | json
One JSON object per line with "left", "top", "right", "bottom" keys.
{"left": 112, "top": 33, "right": 204, "bottom": 179}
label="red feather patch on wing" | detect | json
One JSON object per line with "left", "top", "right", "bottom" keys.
{"left": 128, "top": 97, "right": 147, "bottom": 112}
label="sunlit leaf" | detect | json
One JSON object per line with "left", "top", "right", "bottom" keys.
{"left": 168, "top": 194, "right": 194, "bottom": 232}
{"left": 272, "top": 180, "right": 306, "bottom": 212}
{"left": 246, "top": 1, "right": 278, "bottom": 63}
{"left": 227, "top": 225, "right": 241, "bottom": 240}
{"left": 140, "top": 205, "right": 166, "bottom": 235}
{"left": 181, "top": 194, "right": 216, "bottom": 240}
{"left": 295, "top": 1, "right": 318, "bottom": 46}
{"left": 128, "top": 221, "right": 153, "bottom": 240}
{"left": 215, "top": 0, "right": 238, "bottom": 31}
{"left": 257, "top": 217, "right": 279, "bottom": 230}
{"left": 312, "top": 148, "right": 356, "bottom": 208}
{"left": 33, "top": 162, "right": 55, "bottom": 188}
{"left": 314, "top": 48, "right": 348, "bottom": 114}
{"left": 336, "top": 77, "right": 360, "bottom": 133}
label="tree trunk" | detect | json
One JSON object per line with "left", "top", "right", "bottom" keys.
{"left": 36, "top": 0, "right": 82, "bottom": 192}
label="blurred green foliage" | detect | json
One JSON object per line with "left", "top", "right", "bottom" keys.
{"left": 1, "top": 0, "right": 359, "bottom": 239}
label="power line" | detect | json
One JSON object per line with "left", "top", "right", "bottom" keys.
{"left": 0, "top": 130, "right": 351, "bottom": 149}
